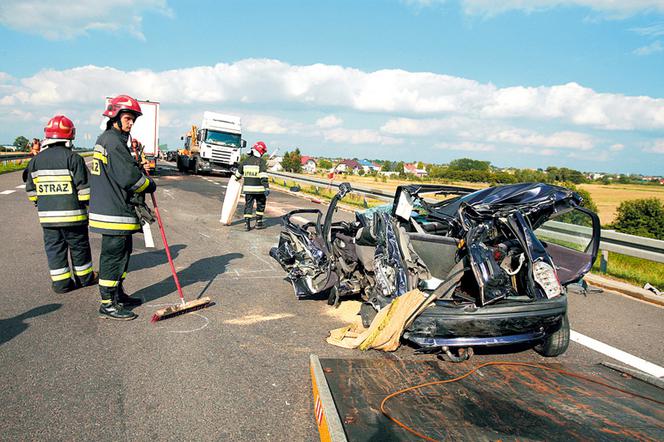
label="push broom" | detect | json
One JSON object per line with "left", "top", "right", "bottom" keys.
{"left": 129, "top": 142, "right": 212, "bottom": 322}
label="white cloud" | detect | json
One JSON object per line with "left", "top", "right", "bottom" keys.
{"left": 316, "top": 115, "right": 343, "bottom": 128}
{"left": 631, "top": 22, "right": 664, "bottom": 36}
{"left": 634, "top": 40, "right": 664, "bottom": 55}
{"left": 461, "top": 1, "right": 664, "bottom": 17}
{"left": 517, "top": 146, "right": 558, "bottom": 156}
{"left": 435, "top": 142, "right": 495, "bottom": 152}
{"left": 2, "top": 60, "right": 663, "bottom": 131}
{"left": 244, "top": 115, "right": 296, "bottom": 135}
{"left": 643, "top": 139, "right": 664, "bottom": 153}
{"left": 610, "top": 143, "right": 624, "bottom": 151}
{"left": 0, "top": 0, "right": 172, "bottom": 40}
{"left": 322, "top": 128, "right": 402, "bottom": 145}
{"left": 487, "top": 129, "right": 595, "bottom": 150}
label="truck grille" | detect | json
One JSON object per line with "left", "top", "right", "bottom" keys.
{"left": 211, "top": 148, "right": 233, "bottom": 164}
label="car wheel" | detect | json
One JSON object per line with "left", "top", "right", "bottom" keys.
{"left": 360, "top": 302, "right": 377, "bottom": 328}
{"left": 534, "top": 313, "right": 570, "bottom": 357}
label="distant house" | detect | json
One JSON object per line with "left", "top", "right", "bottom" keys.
{"left": 404, "top": 163, "right": 428, "bottom": 177}
{"left": 268, "top": 156, "right": 283, "bottom": 172}
{"left": 358, "top": 159, "right": 381, "bottom": 174}
{"left": 335, "top": 159, "right": 361, "bottom": 174}
{"left": 300, "top": 156, "right": 317, "bottom": 173}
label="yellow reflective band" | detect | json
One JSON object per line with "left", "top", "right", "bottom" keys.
{"left": 244, "top": 214, "right": 254, "bottom": 218}
{"left": 256, "top": 211, "right": 264, "bottom": 216}
{"left": 121, "top": 272, "right": 127, "bottom": 279}
{"left": 89, "top": 220, "right": 140, "bottom": 231}
{"left": 51, "top": 272, "right": 71, "bottom": 282}
{"left": 28, "top": 196, "right": 38, "bottom": 201}
{"left": 243, "top": 185, "right": 266, "bottom": 192}
{"left": 74, "top": 267, "right": 93, "bottom": 277}
{"left": 40, "top": 215, "right": 88, "bottom": 223}
{"left": 78, "top": 194, "right": 90, "bottom": 201}
{"left": 93, "top": 152, "right": 108, "bottom": 164}
{"left": 258, "top": 172, "right": 269, "bottom": 178}
{"left": 34, "top": 175, "right": 72, "bottom": 183}
{"left": 100, "top": 299, "right": 112, "bottom": 304}
{"left": 99, "top": 279, "right": 119, "bottom": 288}
{"left": 135, "top": 177, "right": 151, "bottom": 193}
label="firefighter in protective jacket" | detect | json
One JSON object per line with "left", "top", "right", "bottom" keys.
{"left": 89, "top": 95, "right": 156, "bottom": 320}
{"left": 25, "top": 115, "right": 96, "bottom": 293}
{"left": 235, "top": 141, "right": 269, "bottom": 231}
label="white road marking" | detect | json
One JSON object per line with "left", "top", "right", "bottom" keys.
{"left": 570, "top": 330, "right": 664, "bottom": 378}
{"left": 224, "top": 313, "right": 295, "bottom": 325}
{"left": 15, "top": 184, "right": 25, "bottom": 189}
{"left": 0, "top": 190, "right": 16, "bottom": 195}
{"left": 199, "top": 232, "right": 210, "bottom": 238}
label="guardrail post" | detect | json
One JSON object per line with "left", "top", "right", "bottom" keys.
{"left": 600, "top": 250, "right": 609, "bottom": 273}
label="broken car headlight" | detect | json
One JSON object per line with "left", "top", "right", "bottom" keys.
{"left": 533, "top": 261, "right": 562, "bottom": 299}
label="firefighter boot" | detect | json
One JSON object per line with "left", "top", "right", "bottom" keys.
{"left": 99, "top": 291, "right": 137, "bottom": 321}
{"left": 245, "top": 218, "right": 252, "bottom": 231}
{"left": 256, "top": 216, "right": 265, "bottom": 230}
{"left": 117, "top": 283, "right": 142, "bottom": 307}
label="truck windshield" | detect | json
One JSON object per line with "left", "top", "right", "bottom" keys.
{"left": 205, "top": 130, "right": 241, "bottom": 148}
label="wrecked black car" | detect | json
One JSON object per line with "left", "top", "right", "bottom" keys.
{"left": 270, "top": 182, "right": 600, "bottom": 359}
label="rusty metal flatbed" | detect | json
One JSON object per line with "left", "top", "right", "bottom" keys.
{"left": 309, "top": 355, "right": 664, "bottom": 441}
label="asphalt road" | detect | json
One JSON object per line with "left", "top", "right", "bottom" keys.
{"left": 1, "top": 163, "right": 662, "bottom": 441}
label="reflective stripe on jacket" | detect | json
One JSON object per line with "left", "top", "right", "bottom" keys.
{"left": 24, "top": 144, "right": 90, "bottom": 227}
{"left": 88, "top": 128, "right": 156, "bottom": 235}
{"left": 235, "top": 154, "right": 268, "bottom": 194}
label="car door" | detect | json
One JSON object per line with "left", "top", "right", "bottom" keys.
{"left": 534, "top": 207, "right": 601, "bottom": 285}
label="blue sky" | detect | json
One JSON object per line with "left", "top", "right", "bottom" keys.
{"left": 1, "top": 0, "right": 663, "bottom": 174}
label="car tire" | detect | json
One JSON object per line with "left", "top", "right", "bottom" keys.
{"left": 360, "top": 302, "right": 377, "bottom": 328}
{"left": 534, "top": 313, "right": 570, "bottom": 357}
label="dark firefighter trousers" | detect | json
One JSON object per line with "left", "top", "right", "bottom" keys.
{"left": 244, "top": 193, "right": 266, "bottom": 220}
{"left": 98, "top": 235, "right": 133, "bottom": 304}
{"left": 42, "top": 226, "right": 94, "bottom": 293}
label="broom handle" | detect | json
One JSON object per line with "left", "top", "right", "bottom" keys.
{"left": 131, "top": 142, "right": 185, "bottom": 304}
{"left": 150, "top": 193, "right": 185, "bottom": 304}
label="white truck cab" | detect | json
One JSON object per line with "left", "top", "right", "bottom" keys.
{"left": 192, "top": 112, "right": 246, "bottom": 174}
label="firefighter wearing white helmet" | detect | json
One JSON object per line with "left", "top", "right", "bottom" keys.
{"left": 25, "top": 115, "right": 97, "bottom": 293}
{"left": 234, "top": 141, "right": 269, "bottom": 231}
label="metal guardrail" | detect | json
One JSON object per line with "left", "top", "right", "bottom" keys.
{"left": 268, "top": 171, "right": 664, "bottom": 264}
{"left": 1, "top": 149, "right": 93, "bottom": 166}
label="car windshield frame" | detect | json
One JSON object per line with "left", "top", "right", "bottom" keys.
{"left": 204, "top": 130, "right": 242, "bottom": 148}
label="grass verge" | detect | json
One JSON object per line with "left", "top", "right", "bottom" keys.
{"left": 592, "top": 252, "right": 664, "bottom": 289}
{"left": 270, "top": 177, "right": 385, "bottom": 210}
{"left": 0, "top": 159, "right": 29, "bottom": 175}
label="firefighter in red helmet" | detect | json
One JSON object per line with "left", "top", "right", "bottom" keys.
{"left": 234, "top": 141, "right": 269, "bottom": 231}
{"left": 89, "top": 95, "right": 156, "bottom": 320}
{"left": 25, "top": 115, "right": 97, "bottom": 293}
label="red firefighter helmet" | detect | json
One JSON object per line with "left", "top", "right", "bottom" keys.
{"left": 252, "top": 141, "right": 267, "bottom": 156}
{"left": 44, "top": 115, "right": 76, "bottom": 140}
{"left": 103, "top": 94, "right": 142, "bottom": 118}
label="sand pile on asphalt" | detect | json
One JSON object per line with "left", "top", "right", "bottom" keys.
{"left": 324, "top": 300, "right": 363, "bottom": 325}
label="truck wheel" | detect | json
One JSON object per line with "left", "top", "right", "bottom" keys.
{"left": 193, "top": 159, "right": 200, "bottom": 175}
{"left": 176, "top": 158, "right": 183, "bottom": 172}
{"left": 534, "top": 313, "right": 570, "bottom": 357}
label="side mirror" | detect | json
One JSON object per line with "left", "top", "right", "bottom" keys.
{"left": 338, "top": 182, "right": 352, "bottom": 197}
{"left": 242, "top": 140, "right": 247, "bottom": 148}
{"left": 180, "top": 136, "right": 184, "bottom": 141}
